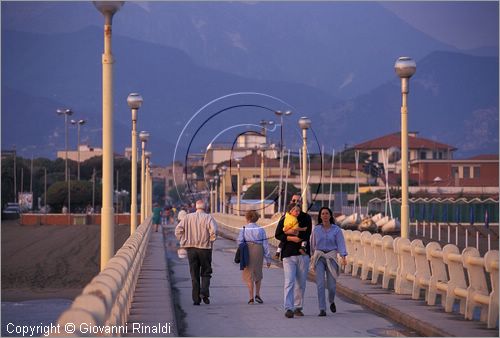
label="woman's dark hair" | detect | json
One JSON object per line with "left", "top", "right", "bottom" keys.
{"left": 286, "top": 203, "right": 300, "bottom": 213}
{"left": 317, "top": 207, "right": 334, "bottom": 225}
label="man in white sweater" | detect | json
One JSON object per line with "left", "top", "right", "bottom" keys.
{"left": 175, "top": 200, "right": 218, "bottom": 305}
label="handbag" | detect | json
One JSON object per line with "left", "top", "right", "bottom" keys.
{"left": 234, "top": 227, "right": 249, "bottom": 270}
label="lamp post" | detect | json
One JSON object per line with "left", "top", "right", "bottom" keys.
{"left": 70, "top": 119, "right": 86, "bottom": 181}
{"left": 139, "top": 131, "right": 149, "bottom": 223}
{"left": 220, "top": 165, "right": 227, "bottom": 213}
{"left": 395, "top": 56, "right": 416, "bottom": 239}
{"left": 235, "top": 157, "right": 242, "bottom": 216}
{"left": 298, "top": 117, "right": 311, "bottom": 213}
{"left": 94, "top": 0, "right": 123, "bottom": 270}
{"left": 275, "top": 110, "right": 292, "bottom": 213}
{"left": 56, "top": 108, "right": 73, "bottom": 182}
{"left": 144, "top": 151, "right": 152, "bottom": 218}
{"left": 127, "top": 93, "right": 143, "bottom": 234}
{"left": 214, "top": 175, "right": 219, "bottom": 213}
{"left": 209, "top": 178, "right": 214, "bottom": 213}
{"left": 259, "top": 144, "right": 266, "bottom": 217}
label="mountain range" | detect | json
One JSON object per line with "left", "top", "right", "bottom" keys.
{"left": 1, "top": 2, "right": 498, "bottom": 164}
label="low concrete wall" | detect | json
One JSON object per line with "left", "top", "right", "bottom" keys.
{"left": 212, "top": 213, "right": 281, "bottom": 247}
{"left": 20, "top": 213, "right": 140, "bottom": 226}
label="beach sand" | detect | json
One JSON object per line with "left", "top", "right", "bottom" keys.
{"left": 1, "top": 219, "right": 130, "bottom": 301}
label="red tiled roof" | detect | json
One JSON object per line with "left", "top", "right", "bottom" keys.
{"left": 353, "top": 132, "right": 456, "bottom": 151}
{"left": 466, "top": 154, "right": 499, "bottom": 160}
{"left": 220, "top": 152, "right": 282, "bottom": 168}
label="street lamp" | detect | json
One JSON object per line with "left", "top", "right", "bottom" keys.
{"left": 298, "top": 117, "right": 311, "bottom": 213}
{"left": 209, "top": 178, "right": 214, "bottom": 213}
{"left": 139, "top": 131, "right": 149, "bottom": 223}
{"left": 219, "top": 165, "right": 227, "bottom": 214}
{"left": 127, "top": 93, "right": 143, "bottom": 234}
{"left": 214, "top": 175, "right": 219, "bottom": 212}
{"left": 144, "top": 150, "right": 152, "bottom": 219}
{"left": 235, "top": 157, "right": 242, "bottom": 216}
{"left": 395, "top": 56, "right": 416, "bottom": 239}
{"left": 275, "top": 110, "right": 292, "bottom": 213}
{"left": 56, "top": 108, "right": 73, "bottom": 182}
{"left": 94, "top": 0, "right": 124, "bottom": 270}
{"left": 259, "top": 144, "right": 266, "bottom": 217}
{"left": 70, "top": 119, "right": 86, "bottom": 181}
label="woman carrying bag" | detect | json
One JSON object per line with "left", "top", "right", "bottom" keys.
{"left": 237, "top": 210, "right": 271, "bottom": 304}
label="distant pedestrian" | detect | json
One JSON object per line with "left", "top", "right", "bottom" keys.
{"left": 62, "top": 205, "right": 68, "bottom": 214}
{"left": 237, "top": 210, "right": 271, "bottom": 304}
{"left": 274, "top": 194, "right": 312, "bottom": 318}
{"left": 152, "top": 203, "right": 163, "bottom": 232}
{"left": 310, "top": 207, "right": 347, "bottom": 317}
{"left": 175, "top": 200, "right": 218, "bottom": 305}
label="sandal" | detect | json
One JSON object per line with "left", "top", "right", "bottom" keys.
{"left": 255, "top": 295, "right": 263, "bottom": 303}
{"left": 248, "top": 298, "right": 254, "bottom": 304}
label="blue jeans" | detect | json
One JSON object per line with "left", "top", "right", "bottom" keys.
{"left": 314, "top": 257, "right": 338, "bottom": 311}
{"left": 282, "top": 255, "right": 310, "bottom": 311}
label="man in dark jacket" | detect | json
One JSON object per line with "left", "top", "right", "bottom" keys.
{"left": 275, "top": 194, "right": 312, "bottom": 318}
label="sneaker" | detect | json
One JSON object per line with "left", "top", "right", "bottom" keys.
{"left": 330, "top": 302, "right": 336, "bottom": 313}
{"left": 255, "top": 295, "right": 263, "bottom": 304}
{"left": 318, "top": 310, "right": 326, "bottom": 317}
{"left": 293, "top": 309, "right": 304, "bottom": 317}
{"left": 193, "top": 301, "right": 200, "bottom": 306}
{"left": 285, "top": 310, "right": 294, "bottom": 318}
{"left": 202, "top": 296, "right": 210, "bottom": 304}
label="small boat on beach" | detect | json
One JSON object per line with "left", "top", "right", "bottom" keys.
{"left": 340, "top": 213, "right": 361, "bottom": 230}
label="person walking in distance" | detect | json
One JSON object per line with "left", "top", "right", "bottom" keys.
{"left": 274, "top": 194, "right": 312, "bottom": 318}
{"left": 175, "top": 200, "right": 218, "bottom": 305}
{"left": 152, "top": 203, "right": 163, "bottom": 232}
{"left": 310, "top": 207, "right": 347, "bottom": 316}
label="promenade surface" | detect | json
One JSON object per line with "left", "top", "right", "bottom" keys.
{"left": 128, "top": 223, "right": 498, "bottom": 337}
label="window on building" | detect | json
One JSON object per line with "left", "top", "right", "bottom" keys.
{"left": 420, "top": 151, "right": 427, "bottom": 160}
{"left": 473, "top": 166, "right": 480, "bottom": 178}
{"left": 168, "top": 179, "right": 173, "bottom": 187}
{"left": 438, "top": 152, "right": 443, "bottom": 159}
{"left": 451, "top": 167, "right": 459, "bottom": 178}
{"left": 463, "top": 166, "right": 470, "bottom": 179}
{"left": 371, "top": 151, "right": 378, "bottom": 162}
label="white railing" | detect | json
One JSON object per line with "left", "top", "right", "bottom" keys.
{"left": 343, "top": 229, "right": 499, "bottom": 329}
{"left": 52, "top": 217, "right": 152, "bottom": 336}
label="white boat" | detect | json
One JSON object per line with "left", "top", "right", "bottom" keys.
{"left": 381, "top": 218, "right": 401, "bottom": 234}
{"left": 340, "top": 213, "right": 361, "bottom": 230}
{"left": 371, "top": 213, "right": 383, "bottom": 223}
{"left": 335, "top": 214, "right": 347, "bottom": 224}
{"left": 358, "top": 216, "right": 377, "bottom": 232}
{"left": 375, "top": 216, "right": 389, "bottom": 230}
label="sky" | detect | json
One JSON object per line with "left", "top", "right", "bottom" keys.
{"left": 380, "top": 1, "right": 499, "bottom": 50}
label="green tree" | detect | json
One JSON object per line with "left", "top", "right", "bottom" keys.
{"left": 46, "top": 180, "right": 99, "bottom": 213}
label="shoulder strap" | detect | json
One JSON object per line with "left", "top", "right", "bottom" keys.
{"left": 242, "top": 226, "right": 246, "bottom": 242}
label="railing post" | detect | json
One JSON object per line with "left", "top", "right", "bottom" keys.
{"left": 447, "top": 225, "right": 451, "bottom": 243}
{"left": 465, "top": 227, "right": 468, "bottom": 248}
{"left": 438, "top": 223, "right": 441, "bottom": 241}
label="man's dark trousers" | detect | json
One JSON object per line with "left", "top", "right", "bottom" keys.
{"left": 186, "top": 248, "right": 213, "bottom": 303}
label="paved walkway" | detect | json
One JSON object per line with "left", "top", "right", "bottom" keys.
{"left": 129, "top": 223, "right": 498, "bottom": 337}
{"left": 126, "top": 230, "right": 178, "bottom": 337}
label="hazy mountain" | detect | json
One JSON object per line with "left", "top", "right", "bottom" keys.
{"left": 2, "top": 2, "right": 498, "bottom": 163}
{"left": 320, "top": 51, "right": 499, "bottom": 158}
{"left": 2, "top": 1, "right": 485, "bottom": 99}
{"left": 1, "top": 28, "right": 337, "bottom": 164}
